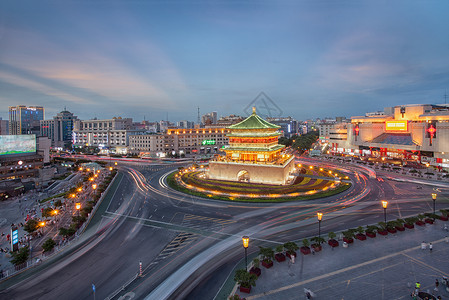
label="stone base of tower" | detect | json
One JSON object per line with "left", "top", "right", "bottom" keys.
{"left": 207, "top": 157, "right": 295, "bottom": 185}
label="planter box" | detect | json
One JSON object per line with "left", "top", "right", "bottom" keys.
{"left": 275, "top": 253, "right": 286, "bottom": 262}
{"left": 328, "top": 239, "right": 339, "bottom": 247}
{"left": 312, "top": 244, "right": 322, "bottom": 252}
{"left": 404, "top": 223, "right": 414, "bottom": 229}
{"left": 262, "top": 260, "right": 273, "bottom": 269}
{"left": 240, "top": 285, "right": 251, "bottom": 294}
{"left": 416, "top": 220, "right": 426, "bottom": 226}
{"left": 249, "top": 267, "right": 261, "bottom": 277}
{"left": 439, "top": 215, "right": 449, "bottom": 221}
{"left": 343, "top": 237, "right": 354, "bottom": 244}
{"left": 425, "top": 218, "right": 434, "bottom": 224}
{"left": 366, "top": 232, "right": 376, "bottom": 238}
{"left": 300, "top": 247, "right": 311, "bottom": 255}
{"left": 395, "top": 226, "right": 405, "bottom": 231}
{"left": 355, "top": 233, "right": 366, "bottom": 241}
{"left": 286, "top": 251, "right": 297, "bottom": 259}
{"left": 387, "top": 227, "right": 397, "bottom": 234}
{"left": 377, "top": 230, "right": 388, "bottom": 235}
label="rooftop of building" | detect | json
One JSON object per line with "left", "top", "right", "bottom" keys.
{"left": 228, "top": 107, "right": 280, "bottom": 130}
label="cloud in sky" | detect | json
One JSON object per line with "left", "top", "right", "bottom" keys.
{"left": 0, "top": 0, "right": 448, "bottom": 122}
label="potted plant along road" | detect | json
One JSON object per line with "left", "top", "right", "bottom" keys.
{"left": 342, "top": 229, "right": 355, "bottom": 243}
{"left": 404, "top": 217, "right": 416, "bottom": 229}
{"left": 274, "top": 245, "right": 286, "bottom": 263}
{"left": 377, "top": 222, "right": 388, "bottom": 235}
{"left": 327, "top": 231, "right": 339, "bottom": 247}
{"left": 424, "top": 213, "right": 437, "bottom": 224}
{"left": 258, "top": 247, "right": 274, "bottom": 269}
{"left": 365, "top": 225, "right": 378, "bottom": 238}
{"left": 284, "top": 241, "right": 299, "bottom": 259}
{"left": 249, "top": 258, "right": 261, "bottom": 277}
{"left": 355, "top": 226, "right": 367, "bottom": 241}
{"left": 416, "top": 214, "right": 426, "bottom": 226}
{"left": 300, "top": 238, "right": 311, "bottom": 255}
{"left": 310, "top": 236, "right": 325, "bottom": 252}
{"left": 386, "top": 221, "right": 397, "bottom": 234}
{"left": 439, "top": 209, "right": 449, "bottom": 221}
{"left": 395, "top": 219, "right": 405, "bottom": 231}
{"left": 234, "top": 269, "right": 258, "bottom": 294}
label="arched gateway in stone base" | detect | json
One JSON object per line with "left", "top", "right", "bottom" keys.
{"left": 208, "top": 107, "right": 295, "bottom": 185}
{"left": 237, "top": 170, "right": 250, "bottom": 182}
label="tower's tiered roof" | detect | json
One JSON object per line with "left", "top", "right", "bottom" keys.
{"left": 228, "top": 107, "right": 280, "bottom": 130}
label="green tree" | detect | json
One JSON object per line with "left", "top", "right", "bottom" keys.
{"left": 310, "top": 236, "right": 325, "bottom": 245}
{"left": 42, "top": 238, "right": 56, "bottom": 252}
{"left": 356, "top": 226, "right": 365, "bottom": 235}
{"left": 24, "top": 219, "right": 39, "bottom": 233}
{"left": 234, "top": 269, "right": 258, "bottom": 288}
{"left": 275, "top": 244, "right": 284, "bottom": 254}
{"left": 42, "top": 207, "right": 53, "bottom": 218}
{"left": 283, "top": 241, "right": 299, "bottom": 253}
{"left": 258, "top": 247, "right": 274, "bottom": 263}
{"left": 10, "top": 246, "right": 29, "bottom": 265}
{"left": 302, "top": 238, "right": 310, "bottom": 248}
{"left": 328, "top": 231, "right": 336, "bottom": 240}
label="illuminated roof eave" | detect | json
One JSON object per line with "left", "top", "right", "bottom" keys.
{"left": 227, "top": 132, "right": 282, "bottom": 137}
{"left": 351, "top": 116, "right": 394, "bottom": 123}
{"left": 228, "top": 111, "right": 280, "bottom": 130}
{"left": 223, "top": 144, "right": 285, "bottom": 152}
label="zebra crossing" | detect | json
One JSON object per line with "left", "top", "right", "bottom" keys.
{"left": 148, "top": 214, "right": 234, "bottom": 267}
{"left": 181, "top": 214, "right": 236, "bottom": 232}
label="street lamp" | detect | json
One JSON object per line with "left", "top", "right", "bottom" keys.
{"left": 381, "top": 201, "right": 388, "bottom": 223}
{"left": 92, "top": 184, "right": 97, "bottom": 190}
{"left": 75, "top": 202, "right": 81, "bottom": 216}
{"left": 109, "top": 167, "right": 113, "bottom": 171}
{"left": 242, "top": 236, "right": 249, "bottom": 271}
{"left": 432, "top": 193, "right": 437, "bottom": 214}
{"left": 317, "top": 212, "right": 323, "bottom": 239}
{"left": 40, "top": 221, "right": 46, "bottom": 234}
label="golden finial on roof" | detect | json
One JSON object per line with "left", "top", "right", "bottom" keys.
{"left": 252, "top": 106, "right": 256, "bottom": 114}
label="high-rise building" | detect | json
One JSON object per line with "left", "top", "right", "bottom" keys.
{"left": 9, "top": 105, "right": 45, "bottom": 135}
{"left": 40, "top": 109, "right": 79, "bottom": 148}
{"left": 201, "top": 111, "right": 217, "bottom": 125}
{"left": 266, "top": 117, "right": 298, "bottom": 138}
{"left": 0, "top": 118, "right": 8, "bottom": 135}
{"left": 177, "top": 120, "right": 194, "bottom": 129}
{"left": 72, "top": 117, "right": 144, "bottom": 154}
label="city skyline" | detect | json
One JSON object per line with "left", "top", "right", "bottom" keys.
{"left": 1, "top": 1, "right": 448, "bottom": 122}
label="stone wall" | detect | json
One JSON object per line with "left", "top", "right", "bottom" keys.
{"left": 208, "top": 158, "right": 295, "bottom": 185}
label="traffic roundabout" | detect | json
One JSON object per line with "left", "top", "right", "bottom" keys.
{"left": 167, "top": 163, "right": 352, "bottom": 202}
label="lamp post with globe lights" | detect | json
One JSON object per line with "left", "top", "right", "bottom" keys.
{"left": 317, "top": 212, "right": 323, "bottom": 239}
{"left": 381, "top": 201, "right": 388, "bottom": 223}
{"left": 242, "top": 236, "right": 249, "bottom": 271}
{"left": 432, "top": 193, "right": 437, "bottom": 214}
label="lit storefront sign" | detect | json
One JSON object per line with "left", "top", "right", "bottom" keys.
{"left": 385, "top": 121, "right": 408, "bottom": 131}
{"left": 201, "top": 139, "right": 216, "bottom": 145}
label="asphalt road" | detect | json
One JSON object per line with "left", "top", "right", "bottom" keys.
{"left": 0, "top": 158, "right": 447, "bottom": 300}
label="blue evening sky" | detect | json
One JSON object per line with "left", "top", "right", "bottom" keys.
{"left": 0, "top": 0, "right": 448, "bottom": 122}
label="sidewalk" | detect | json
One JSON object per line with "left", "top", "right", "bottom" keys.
{"left": 233, "top": 222, "right": 449, "bottom": 300}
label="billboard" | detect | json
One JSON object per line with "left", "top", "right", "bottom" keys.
{"left": 385, "top": 121, "right": 408, "bottom": 132}
{"left": 0, "top": 135, "right": 36, "bottom": 156}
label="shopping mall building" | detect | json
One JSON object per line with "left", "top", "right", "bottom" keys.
{"left": 329, "top": 104, "right": 449, "bottom": 169}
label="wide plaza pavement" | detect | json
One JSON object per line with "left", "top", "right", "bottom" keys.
{"left": 232, "top": 220, "right": 449, "bottom": 300}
